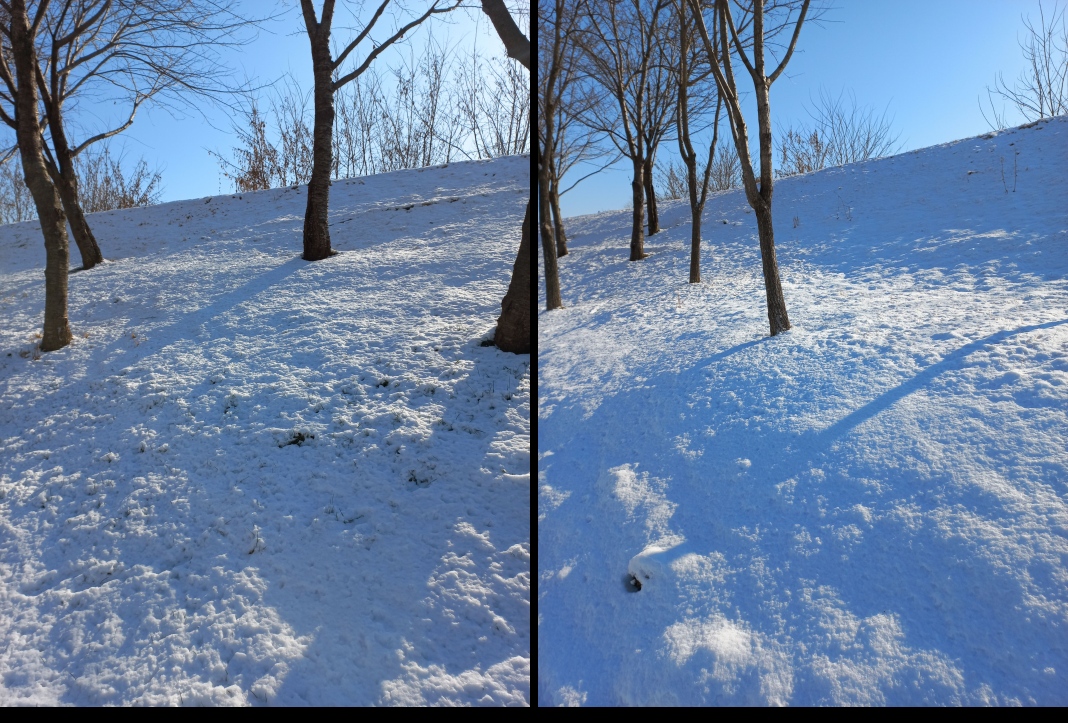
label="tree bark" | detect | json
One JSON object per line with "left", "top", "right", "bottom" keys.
{"left": 302, "top": 8, "right": 336, "bottom": 261}
{"left": 688, "top": 201, "right": 702, "bottom": 283}
{"left": 539, "top": 141, "right": 563, "bottom": 309}
{"left": 752, "top": 55, "right": 790, "bottom": 335}
{"left": 629, "top": 156, "right": 647, "bottom": 260}
{"left": 10, "top": 0, "right": 72, "bottom": 351}
{"left": 755, "top": 204, "right": 790, "bottom": 334}
{"left": 56, "top": 165, "right": 103, "bottom": 269}
{"left": 548, "top": 170, "right": 568, "bottom": 257}
{"left": 642, "top": 155, "right": 659, "bottom": 235}
{"left": 40, "top": 89, "right": 103, "bottom": 269}
{"left": 494, "top": 200, "right": 531, "bottom": 353}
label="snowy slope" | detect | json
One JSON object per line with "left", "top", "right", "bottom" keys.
{"left": 0, "top": 155, "right": 530, "bottom": 706}
{"left": 538, "top": 117, "right": 1068, "bottom": 705}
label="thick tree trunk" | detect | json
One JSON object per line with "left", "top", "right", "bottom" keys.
{"left": 494, "top": 201, "right": 531, "bottom": 353}
{"left": 303, "top": 24, "right": 336, "bottom": 261}
{"left": 11, "top": 0, "right": 71, "bottom": 351}
{"left": 629, "top": 157, "right": 647, "bottom": 260}
{"left": 754, "top": 204, "right": 790, "bottom": 335}
{"left": 643, "top": 156, "right": 660, "bottom": 235}
{"left": 47, "top": 105, "right": 103, "bottom": 269}
{"left": 539, "top": 145, "right": 563, "bottom": 309}
{"left": 548, "top": 172, "right": 568, "bottom": 257}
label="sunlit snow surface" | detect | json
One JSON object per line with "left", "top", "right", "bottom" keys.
{"left": 0, "top": 156, "right": 530, "bottom": 705}
{"left": 538, "top": 118, "right": 1068, "bottom": 705}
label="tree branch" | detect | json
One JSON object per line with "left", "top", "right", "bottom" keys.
{"left": 332, "top": 1, "right": 458, "bottom": 92}
{"left": 767, "top": 0, "right": 810, "bottom": 85}
{"left": 480, "top": 0, "right": 529, "bottom": 69}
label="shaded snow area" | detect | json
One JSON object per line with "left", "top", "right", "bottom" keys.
{"left": 0, "top": 155, "right": 530, "bottom": 705}
{"left": 538, "top": 117, "right": 1068, "bottom": 705}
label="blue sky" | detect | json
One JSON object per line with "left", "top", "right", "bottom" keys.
{"left": 559, "top": 0, "right": 1054, "bottom": 218}
{"left": 73, "top": 1, "right": 518, "bottom": 204}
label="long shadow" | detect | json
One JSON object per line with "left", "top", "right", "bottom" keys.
{"left": 90, "top": 255, "right": 307, "bottom": 369}
{"left": 814, "top": 318, "right": 1068, "bottom": 447}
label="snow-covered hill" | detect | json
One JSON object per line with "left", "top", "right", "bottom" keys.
{"left": 0, "top": 155, "right": 530, "bottom": 705}
{"left": 538, "top": 118, "right": 1068, "bottom": 705}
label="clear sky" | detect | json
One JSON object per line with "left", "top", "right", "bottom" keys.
{"left": 69, "top": 1, "right": 522, "bottom": 204}
{"left": 558, "top": 0, "right": 1054, "bottom": 218}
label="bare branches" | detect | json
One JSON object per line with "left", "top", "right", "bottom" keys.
{"left": 776, "top": 89, "right": 900, "bottom": 177}
{"left": 982, "top": 1, "right": 1068, "bottom": 129}
{"left": 330, "top": 0, "right": 461, "bottom": 92}
{"left": 457, "top": 41, "right": 529, "bottom": 159}
{"left": 69, "top": 93, "right": 143, "bottom": 155}
{"left": 76, "top": 143, "right": 162, "bottom": 211}
{"left": 214, "top": 26, "right": 525, "bottom": 194}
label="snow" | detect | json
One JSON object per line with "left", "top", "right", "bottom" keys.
{"left": 0, "top": 155, "right": 530, "bottom": 706}
{"left": 538, "top": 117, "right": 1068, "bottom": 705}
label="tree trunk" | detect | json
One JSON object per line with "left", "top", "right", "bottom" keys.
{"left": 643, "top": 155, "right": 660, "bottom": 235}
{"left": 753, "top": 65, "right": 790, "bottom": 335}
{"left": 629, "top": 157, "right": 647, "bottom": 260}
{"left": 688, "top": 206, "right": 702, "bottom": 283}
{"left": 303, "top": 21, "right": 336, "bottom": 261}
{"left": 55, "top": 161, "right": 103, "bottom": 269}
{"left": 549, "top": 171, "right": 568, "bottom": 257}
{"left": 11, "top": 0, "right": 71, "bottom": 352}
{"left": 754, "top": 204, "right": 790, "bottom": 335}
{"left": 539, "top": 143, "right": 563, "bottom": 309}
{"left": 684, "top": 148, "right": 701, "bottom": 283}
{"left": 494, "top": 201, "right": 531, "bottom": 353}
{"left": 47, "top": 103, "right": 103, "bottom": 269}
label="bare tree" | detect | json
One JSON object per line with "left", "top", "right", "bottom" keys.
{"left": 777, "top": 89, "right": 899, "bottom": 177}
{"left": 675, "top": 0, "right": 728, "bottom": 284}
{"left": 275, "top": 83, "right": 314, "bottom": 185}
{"left": 638, "top": 11, "right": 680, "bottom": 236}
{"left": 1, "top": 0, "right": 72, "bottom": 351}
{"left": 481, "top": 0, "right": 532, "bottom": 354}
{"left": 215, "top": 35, "right": 478, "bottom": 192}
{"left": 982, "top": 1, "right": 1068, "bottom": 130}
{"left": 298, "top": 0, "right": 459, "bottom": 262}
{"left": 576, "top": 0, "right": 669, "bottom": 261}
{"left": 691, "top": 0, "right": 813, "bottom": 336}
